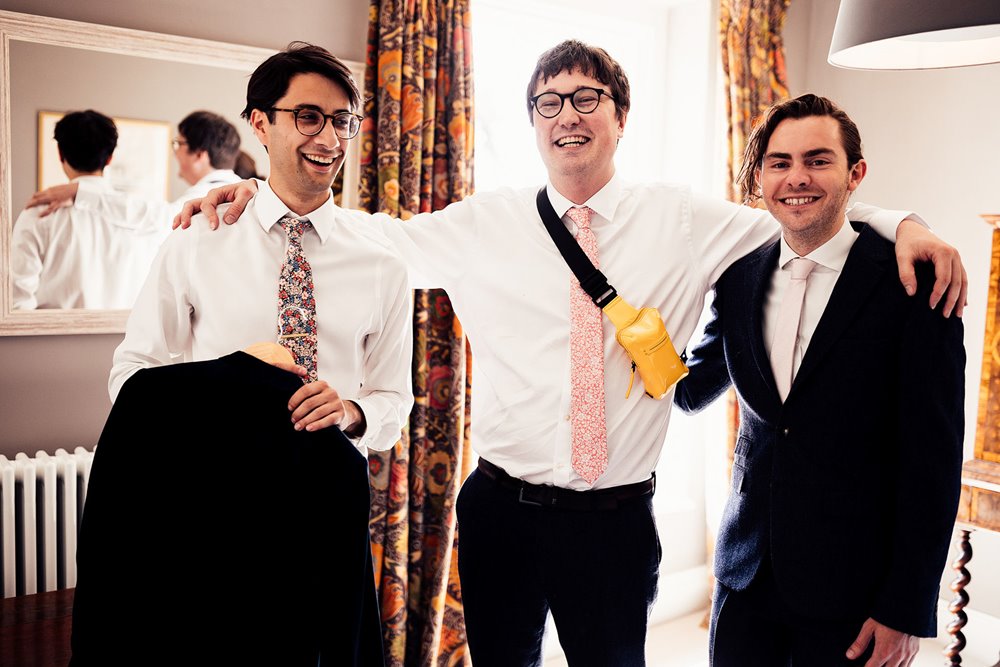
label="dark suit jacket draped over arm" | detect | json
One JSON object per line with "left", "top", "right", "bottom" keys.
{"left": 71, "top": 352, "right": 385, "bottom": 667}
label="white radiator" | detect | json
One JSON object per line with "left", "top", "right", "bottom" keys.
{"left": 0, "top": 447, "right": 95, "bottom": 598}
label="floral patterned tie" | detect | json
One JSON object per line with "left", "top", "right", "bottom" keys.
{"left": 566, "top": 206, "right": 608, "bottom": 485}
{"left": 277, "top": 214, "right": 317, "bottom": 383}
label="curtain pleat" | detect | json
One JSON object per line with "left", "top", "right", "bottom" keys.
{"left": 720, "top": 0, "right": 792, "bottom": 203}
{"left": 712, "top": 0, "right": 792, "bottom": 626}
{"left": 361, "top": 1, "right": 475, "bottom": 665}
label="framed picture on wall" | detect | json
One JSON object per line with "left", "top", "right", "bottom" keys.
{"left": 37, "top": 111, "right": 171, "bottom": 201}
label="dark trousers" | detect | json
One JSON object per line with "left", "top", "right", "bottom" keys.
{"left": 710, "top": 559, "right": 874, "bottom": 667}
{"left": 456, "top": 468, "right": 661, "bottom": 667}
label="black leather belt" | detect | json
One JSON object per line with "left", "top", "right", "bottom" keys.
{"left": 476, "top": 458, "right": 654, "bottom": 511}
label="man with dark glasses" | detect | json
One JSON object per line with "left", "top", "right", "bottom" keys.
{"left": 110, "top": 42, "right": 412, "bottom": 449}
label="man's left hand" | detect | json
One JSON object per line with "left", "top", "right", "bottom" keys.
{"left": 846, "top": 617, "right": 919, "bottom": 667}
{"left": 288, "top": 379, "right": 366, "bottom": 436}
{"left": 895, "top": 218, "right": 967, "bottom": 318}
{"left": 25, "top": 182, "right": 80, "bottom": 217}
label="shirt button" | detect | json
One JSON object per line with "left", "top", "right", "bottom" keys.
{"left": 783, "top": 428, "right": 790, "bottom": 437}
{"left": 565, "top": 414, "right": 571, "bottom": 421}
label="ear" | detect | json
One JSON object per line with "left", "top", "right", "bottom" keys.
{"left": 617, "top": 111, "right": 627, "bottom": 139}
{"left": 847, "top": 158, "right": 867, "bottom": 192}
{"left": 250, "top": 108, "right": 271, "bottom": 148}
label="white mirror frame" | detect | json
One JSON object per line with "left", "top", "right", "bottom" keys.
{"left": 0, "top": 10, "right": 364, "bottom": 335}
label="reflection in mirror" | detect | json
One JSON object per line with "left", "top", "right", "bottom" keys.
{"left": 10, "top": 109, "right": 169, "bottom": 310}
{"left": 0, "top": 11, "right": 362, "bottom": 334}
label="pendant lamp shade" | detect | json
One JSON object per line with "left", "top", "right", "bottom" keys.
{"left": 829, "top": 0, "right": 1000, "bottom": 70}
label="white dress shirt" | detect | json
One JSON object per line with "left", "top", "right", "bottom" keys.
{"left": 88, "top": 173, "right": 913, "bottom": 488}
{"left": 10, "top": 176, "right": 165, "bottom": 310}
{"left": 368, "top": 174, "right": 912, "bottom": 489}
{"left": 110, "top": 180, "right": 414, "bottom": 453}
{"left": 173, "top": 169, "right": 242, "bottom": 214}
{"left": 75, "top": 168, "right": 242, "bottom": 235}
{"left": 763, "top": 217, "right": 859, "bottom": 383}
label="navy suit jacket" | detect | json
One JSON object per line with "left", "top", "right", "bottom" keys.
{"left": 674, "top": 225, "right": 965, "bottom": 636}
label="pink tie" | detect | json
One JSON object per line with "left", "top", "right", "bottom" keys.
{"left": 770, "top": 257, "right": 817, "bottom": 401}
{"left": 566, "top": 206, "right": 608, "bottom": 484}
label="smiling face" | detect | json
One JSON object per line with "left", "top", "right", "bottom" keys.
{"left": 532, "top": 68, "right": 625, "bottom": 203}
{"left": 250, "top": 72, "right": 350, "bottom": 215}
{"left": 759, "top": 115, "right": 867, "bottom": 255}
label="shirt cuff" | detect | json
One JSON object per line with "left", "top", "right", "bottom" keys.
{"left": 866, "top": 208, "right": 929, "bottom": 238}
{"left": 349, "top": 396, "right": 404, "bottom": 453}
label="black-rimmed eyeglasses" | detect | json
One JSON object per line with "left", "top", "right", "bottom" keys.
{"left": 171, "top": 139, "right": 188, "bottom": 151}
{"left": 529, "top": 87, "right": 615, "bottom": 119}
{"left": 271, "top": 107, "right": 364, "bottom": 140}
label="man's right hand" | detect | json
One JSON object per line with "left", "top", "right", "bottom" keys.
{"left": 25, "top": 182, "right": 80, "bottom": 217}
{"left": 172, "top": 179, "right": 258, "bottom": 230}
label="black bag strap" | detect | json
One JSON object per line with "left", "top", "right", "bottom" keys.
{"left": 535, "top": 187, "right": 618, "bottom": 308}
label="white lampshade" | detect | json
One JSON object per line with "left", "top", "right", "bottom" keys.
{"left": 829, "top": 0, "right": 1000, "bottom": 70}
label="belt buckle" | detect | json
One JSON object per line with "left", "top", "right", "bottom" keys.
{"left": 518, "top": 485, "right": 543, "bottom": 506}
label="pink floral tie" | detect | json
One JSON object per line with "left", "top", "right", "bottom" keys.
{"left": 566, "top": 206, "right": 608, "bottom": 485}
{"left": 277, "top": 214, "right": 317, "bottom": 383}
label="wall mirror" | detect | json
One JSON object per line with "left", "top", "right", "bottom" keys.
{"left": 0, "top": 10, "right": 363, "bottom": 335}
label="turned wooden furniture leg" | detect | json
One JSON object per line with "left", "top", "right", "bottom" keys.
{"left": 944, "top": 529, "right": 972, "bottom": 666}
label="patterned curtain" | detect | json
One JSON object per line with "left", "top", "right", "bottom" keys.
{"left": 720, "top": 0, "right": 792, "bottom": 203}
{"left": 718, "top": 0, "right": 792, "bottom": 484}
{"left": 712, "top": 0, "right": 792, "bottom": 624}
{"left": 359, "top": 0, "right": 474, "bottom": 666}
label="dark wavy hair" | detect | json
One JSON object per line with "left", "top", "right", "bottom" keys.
{"left": 178, "top": 110, "right": 241, "bottom": 169}
{"left": 242, "top": 41, "right": 361, "bottom": 123}
{"left": 738, "top": 93, "right": 863, "bottom": 204}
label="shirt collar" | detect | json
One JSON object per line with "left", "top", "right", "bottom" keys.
{"left": 195, "top": 169, "right": 239, "bottom": 187}
{"left": 71, "top": 175, "right": 113, "bottom": 191}
{"left": 253, "top": 179, "right": 336, "bottom": 244}
{"left": 778, "top": 215, "right": 858, "bottom": 273}
{"left": 545, "top": 172, "right": 623, "bottom": 225}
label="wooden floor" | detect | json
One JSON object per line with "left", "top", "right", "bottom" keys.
{"left": 0, "top": 589, "right": 74, "bottom": 667}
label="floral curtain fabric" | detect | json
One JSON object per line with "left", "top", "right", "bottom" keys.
{"left": 360, "top": 0, "right": 474, "bottom": 665}
{"left": 720, "top": 0, "right": 792, "bottom": 203}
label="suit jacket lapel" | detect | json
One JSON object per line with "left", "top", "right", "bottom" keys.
{"left": 745, "top": 241, "right": 782, "bottom": 403}
{"left": 791, "top": 226, "right": 893, "bottom": 394}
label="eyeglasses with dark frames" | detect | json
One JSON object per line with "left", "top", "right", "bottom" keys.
{"left": 171, "top": 139, "right": 188, "bottom": 151}
{"left": 529, "top": 87, "right": 615, "bottom": 119}
{"left": 270, "top": 107, "right": 364, "bottom": 139}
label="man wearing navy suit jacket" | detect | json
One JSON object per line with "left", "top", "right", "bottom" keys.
{"left": 674, "top": 94, "right": 965, "bottom": 666}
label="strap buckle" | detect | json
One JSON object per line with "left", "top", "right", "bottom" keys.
{"left": 518, "top": 485, "right": 543, "bottom": 506}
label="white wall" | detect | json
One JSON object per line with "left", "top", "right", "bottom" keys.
{"left": 785, "top": 0, "right": 1000, "bottom": 623}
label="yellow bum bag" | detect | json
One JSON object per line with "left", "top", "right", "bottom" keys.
{"left": 603, "top": 295, "right": 689, "bottom": 400}
{"left": 536, "top": 187, "right": 688, "bottom": 400}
